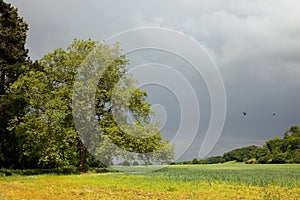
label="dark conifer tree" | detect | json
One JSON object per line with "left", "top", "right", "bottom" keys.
{"left": 0, "top": 0, "right": 30, "bottom": 169}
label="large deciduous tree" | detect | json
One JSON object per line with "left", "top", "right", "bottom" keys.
{"left": 11, "top": 39, "right": 174, "bottom": 168}
{"left": 0, "top": 0, "right": 30, "bottom": 169}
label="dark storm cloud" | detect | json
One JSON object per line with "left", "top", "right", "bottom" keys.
{"left": 6, "top": 0, "right": 300, "bottom": 159}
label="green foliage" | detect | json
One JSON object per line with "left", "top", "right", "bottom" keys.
{"left": 198, "top": 156, "right": 224, "bottom": 164}
{"left": 132, "top": 161, "right": 139, "bottom": 166}
{"left": 214, "top": 125, "right": 300, "bottom": 165}
{"left": 192, "top": 158, "right": 198, "bottom": 164}
{"left": 223, "top": 145, "right": 262, "bottom": 162}
{"left": 9, "top": 39, "right": 174, "bottom": 169}
{"left": 122, "top": 160, "right": 131, "bottom": 166}
{"left": 0, "top": 0, "right": 28, "bottom": 91}
{"left": 256, "top": 126, "right": 300, "bottom": 164}
{"left": 0, "top": 167, "right": 108, "bottom": 176}
{"left": 182, "top": 161, "right": 192, "bottom": 164}
{"left": 0, "top": 0, "right": 31, "bottom": 169}
{"left": 181, "top": 125, "right": 300, "bottom": 165}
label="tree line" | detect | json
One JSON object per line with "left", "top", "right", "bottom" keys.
{"left": 0, "top": 0, "right": 174, "bottom": 170}
{"left": 180, "top": 125, "right": 300, "bottom": 165}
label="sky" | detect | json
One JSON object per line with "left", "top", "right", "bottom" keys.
{"left": 6, "top": 0, "right": 300, "bottom": 160}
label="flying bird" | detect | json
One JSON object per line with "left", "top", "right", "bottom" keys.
{"left": 273, "top": 113, "right": 276, "bottom": 116}
{"left": 243, "top": 112, "right": 247, "bottom": 116}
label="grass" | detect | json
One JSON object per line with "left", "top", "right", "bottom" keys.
{"left": 147, "top": 164, "right": 300, "bottom": 188}
{"left": 1, "top": 164, "right": 300, "bottom": 199}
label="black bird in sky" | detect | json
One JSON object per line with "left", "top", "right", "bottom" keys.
{"left": 273, "top": 113, "right": 276, "bottom": 116}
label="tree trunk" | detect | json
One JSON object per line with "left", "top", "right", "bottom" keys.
{"left": 78, "top": 140, "right": 87, "bottom": 169}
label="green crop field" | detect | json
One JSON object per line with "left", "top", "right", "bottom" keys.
{"left": 1, "top": 164, "right": 300, "bottom": 199}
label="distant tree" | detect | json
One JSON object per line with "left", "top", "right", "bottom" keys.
{"left": 132, "top": 161, "right": 139, "bottom": 166}
{"left": 269, "top": 152, "right": 286, "bottom": 164}
{"left": 284, "top": 126, "right": 300, "bottom": 138}
{"left": 223, "top": 145, "right": 260, "bottom": 162}
{"left": 186, "top": 125, "right": 300, "bottom": 165}
{"left": 0, "top": 0, "right": 31, "bottom": 169}
{"left": 253, "top": 146, "right": 267, "bottom": 160}
{"left": 182, "top": 161, "right": 192, "bottom": 165}
{"left": 264, "top": 137, "right": 286, "bottom": 154}
{"left": 282, "top": 126, "right": 300, "bottom": 163}
{"left": 257, "top": 125, "right": 300, "bottom": 164}
{"left": 122, "top": 160, "right": 131, "bottom": 166}
{"left": 192, "top": 158, "right": 199, "bottom": 164}
{"left": 290, "top": 149, "right": 300, "bottom": 163}
{"left": 199, "top": 156, "right": 224, "bottom": 164}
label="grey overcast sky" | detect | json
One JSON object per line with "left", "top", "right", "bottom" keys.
{"left": 6, "top": 0, "right": 300, "bottom": 160}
